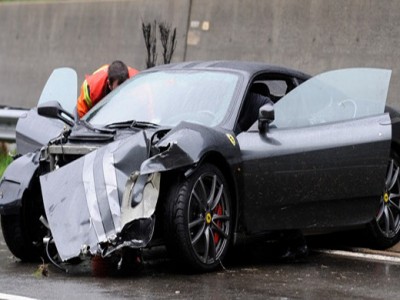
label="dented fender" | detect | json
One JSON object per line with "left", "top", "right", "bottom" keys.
{"left": 0, "top": 152, "right": 40, "bottom": 214}
{"left": 141, "top": 122, "right": 241, "bottom": 175}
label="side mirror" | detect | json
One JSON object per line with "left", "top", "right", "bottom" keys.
{"left": 258, "top": 103, "right": 274, "bottom": 132}
{"left": 37, "top": 101, "right": 75, "bottom": 127}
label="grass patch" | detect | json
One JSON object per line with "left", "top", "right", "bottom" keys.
{"left": 0, "top": 152, "right": 12, "bottom": 178}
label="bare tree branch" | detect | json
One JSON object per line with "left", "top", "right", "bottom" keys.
{"left": 142, "top": 20, "right": 177, "bottom": 68}
{"left": 142, "top": 20, "right": 157, "bottom": 69}
{"left": 159, "top": 22, "right": 177, "bottom": 64}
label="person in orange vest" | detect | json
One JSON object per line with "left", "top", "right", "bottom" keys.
{"left": 77, "top": 60, "right": 139, "bottom": 118}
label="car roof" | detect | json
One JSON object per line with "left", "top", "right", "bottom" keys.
{"left": 148, "top": 60, "right": 311, "bottom": 81}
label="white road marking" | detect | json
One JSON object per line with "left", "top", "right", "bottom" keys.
{"left": 0, "top": 293, "right": 38, "bottom": 300}
{"left": 316, "top": 249, "right": 400, "bottom": 264}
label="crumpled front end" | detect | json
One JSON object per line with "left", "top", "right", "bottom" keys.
{"left": 39, "top": 121, "right": 239, "bottom": 262}
{"left": 40, "top": 131, "right": 160, "bottom": 261}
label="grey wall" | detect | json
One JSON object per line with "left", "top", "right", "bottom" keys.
{"left": 1, "top": 0, "right": 400, "bottom": 107}
{"left": 0, "top": 0, "right": 189, "bottom": 107}
{"left": 187, "top": 0, "right": 400, "bottom": 104}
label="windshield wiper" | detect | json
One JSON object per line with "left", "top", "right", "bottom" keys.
{"left": 106, "top": 120, "right": 159, "bottom": 129}
{"left": 131, "top": 120, "right": 159, "bottom": 128}
{"left": 79, "top": 120, "right": 116, "bottom": 134}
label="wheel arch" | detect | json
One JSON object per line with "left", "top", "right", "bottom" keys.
{"left": 159, "top": 155, "right": 238, "bottom": 271}
{"left": 156, "top": 150, "right": 240, "bottom": 244}
{"left": 0, "top": 152, "right": 41, "bottom": 215}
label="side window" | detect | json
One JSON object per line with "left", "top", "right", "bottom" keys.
{"left": 236, "top": 76, "right": 299, "bottom": 133}
{"left": 272, "top": 68, "right": 391, "bottom": 129}
{"left": 236, "top": 81, "right": 272, "bottom": 133}
{"left": 264, "top": 80, "right": 288, "bottom": 102}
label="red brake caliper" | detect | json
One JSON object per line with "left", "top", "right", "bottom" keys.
{"left": 213, "top": 204, "right": 223, "bottom": 244}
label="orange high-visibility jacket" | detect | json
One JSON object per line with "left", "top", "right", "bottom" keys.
{"left": 77, "top": 64, "right": 139, "bottom": 118}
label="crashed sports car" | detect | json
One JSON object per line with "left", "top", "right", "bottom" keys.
{"left": 1, "top": 61, "right": 400, "bottom": 272}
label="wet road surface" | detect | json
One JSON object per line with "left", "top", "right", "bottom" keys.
{"left": 1, "top": 229, "right": 400, "bottom": 299}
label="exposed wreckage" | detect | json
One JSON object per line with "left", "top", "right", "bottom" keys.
{"left": 1, "top": 62, "right": 400, "bottom": 273}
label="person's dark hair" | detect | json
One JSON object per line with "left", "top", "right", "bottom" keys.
{"left": 108, "top": 60, "right": 129, "bottom": 85}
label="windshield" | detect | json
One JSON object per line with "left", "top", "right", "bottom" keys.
{"left": 84, "top": 70, "right": 240, "bottom": 127}
{"left": 272, "top": 68, "right": 392, "bottom": 128}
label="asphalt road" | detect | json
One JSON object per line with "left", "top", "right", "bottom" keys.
{"left": 1, "top": 229, "right": 400, "bottom": 300}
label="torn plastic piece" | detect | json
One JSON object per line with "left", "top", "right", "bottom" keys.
{"left": 121, "top": 172, "right": 160, "bottom": 228}
{"left": 101, "top": 216, "right": 156, "bottom": 257}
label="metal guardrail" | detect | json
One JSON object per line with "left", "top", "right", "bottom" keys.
{"left": 0, "top": 107, "right": 28, "bottom": 143}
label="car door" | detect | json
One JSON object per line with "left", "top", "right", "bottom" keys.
{"left": 237, "top": 68, "right": 392, "bottom": 233}
{"left": 16, "top": 68, "right": 77, "bottom": 154}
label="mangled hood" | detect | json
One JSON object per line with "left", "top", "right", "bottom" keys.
{"left": 40, "top": 130, "right": 156, "bottom": 260}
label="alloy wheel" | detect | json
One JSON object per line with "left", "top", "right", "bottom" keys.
{"left": 187, "top": 172, "right": 231, "bottom": 265}
{"left": 376, "top": 159, "right": 400, "bottom": 238}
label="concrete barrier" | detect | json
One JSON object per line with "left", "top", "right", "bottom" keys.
{"left": 0, "top": 0, "right": 189, "bottom": 108}
{"left": 1, "top": 0, "right": 400, "bottom": 107}
{"left": 187, "top": 0, "right": 400, "bottom": 106}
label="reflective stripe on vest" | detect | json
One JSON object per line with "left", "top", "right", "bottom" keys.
{"left": 82, "top": 80, "right": 93, "bottom": 109}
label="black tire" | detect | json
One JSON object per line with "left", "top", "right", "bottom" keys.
{"left": 163, "top": 163, "right": 233, "bottom": 272}
{"left": 1, "top": 186, "right": 47, "bottom": 262}
{"left": 368, "top": 153, "right": 400, "bottom": 249}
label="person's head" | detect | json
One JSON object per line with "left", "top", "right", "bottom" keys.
{"left": 107, "top": 60, "right": 129, "bottom": 91}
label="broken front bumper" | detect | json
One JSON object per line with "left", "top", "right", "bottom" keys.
{"left": 40, "top": 131, "right": 160, "bottom": 261}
